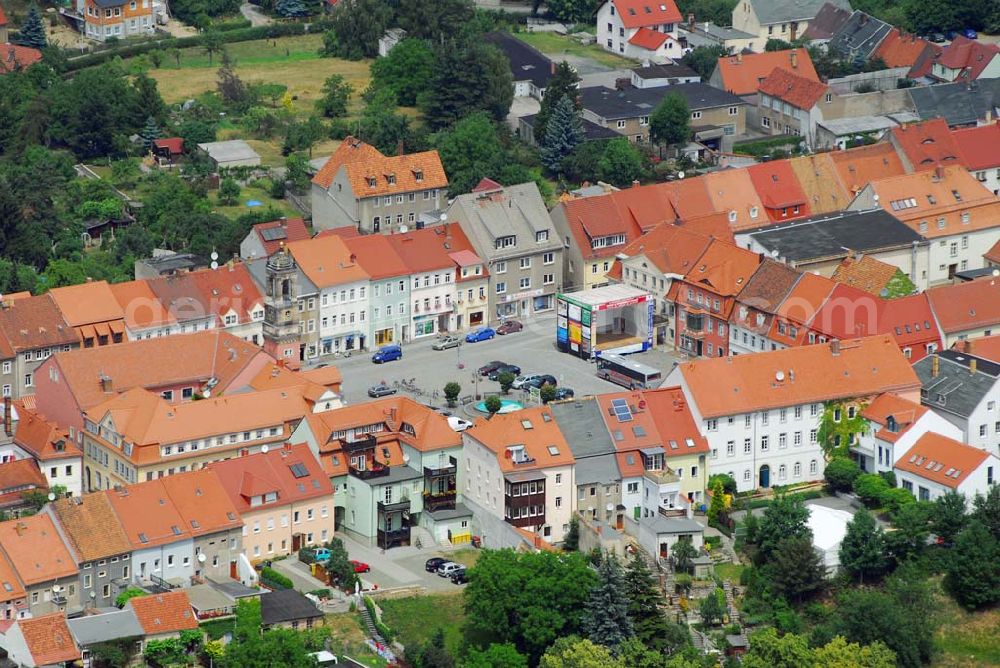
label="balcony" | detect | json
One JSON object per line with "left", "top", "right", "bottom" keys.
{"left": 378, "top": 498, "right": 411, "bottom": 514}
{"left": 349, "top": 463, "right": 390, "bottom": 480}
{"left": 341, "top": 434, "right": 378, "bottom": 454}
{"left": 423, "top": 489, "right": 457, "bottom": 512}
{"left": 377, "top": 526, "right": 411, "bottom": 549}
{"left": 644, "top": 468, "right": 680, "bottom": 486}
{"left": 424, "top": 462, "right": 457, "bottom": 478}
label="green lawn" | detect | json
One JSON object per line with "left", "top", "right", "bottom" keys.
{"left": 324, "top": 612, "right": 389, "bottom": 667}
{"left": 209, "top": 183, "right": 300, "bottom": 218}
{"left": 933, "top": 592, "right": 1000, "bottom": 667}
{"left": 449, "top": 548, "right": 482, "bottom": 569}
{"left": 515, "top": 32, "right": 637, "bottom": 69}
{"left": 713, "top": 562, "right": 746, "bottom": 584}
{"left": 378, "top": 593, "right": 466, "bottom": 656}
{"left": 154, "top": 34, "right": 328, "bottom": 70}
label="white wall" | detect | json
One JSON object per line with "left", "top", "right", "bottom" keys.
{"left": 409, "top": 269, "right": 457, "bottom": 338}
{"left": 897, "top": 455, "right": 998, "bottom": 502}
{"left": 133, "top": 539, "right": 196, "bottom": 585}
{"left": 854, "top": 410, "right": 964, "bottom": 473}
{"left": 316, "top": 279, "right": 370, "bottom": 354}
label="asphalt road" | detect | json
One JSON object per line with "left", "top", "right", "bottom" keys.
{"left": 327, "top": 313, "right": 683, "bottom": 409}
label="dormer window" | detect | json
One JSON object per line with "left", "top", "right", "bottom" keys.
{"left": 367, "top": 177, "right": 377, "bottom": 188}
{"left": 413, "top": 170, "right": 423, "bottom": 182}
{"left": 386, "top": 174, "right": 396, "bottom": 185}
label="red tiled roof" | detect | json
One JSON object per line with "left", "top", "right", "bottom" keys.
{"left": 953, "top": 333, "right": 1000, "bottom": 363}
{"left": 250, "top": 218, "right": 310, "bottom": 257}
{"left": 17, "top": 614, "right": 80, "bottom": 666}
{"left": 314, "top": 227, "right": 361, "bottom": 239}
{"left": 746, "top": 160, "right": 810, "bottom": 219}
{"left": 890, "top": 119, "right": 964, "bottom": 171}
{"left": 153, "top": 138, "right": 184, "bottom": 155}
{"left": 0, "top": 6, "right": 7, "bottom": 24}
{"left": 0, "top": 459, "right": 46, "bottom": 508}
{"left": 759, "top": 67, "right": 828, "bottom": 110}
{"left": 342, "top": 234, "right": 409, "bottom": 280}
{"left": 987, "top": 239, "right": 1000, "bottom": 264}
{"left": 829, "top": 143, "right": 906, "bottom": 195}
{"left": 385, "top": 225, "right": 469, "bottom": 274}
{"left": 952, "top": 121, "right": 1000, "bottom": 171}
{"left": 0, "top": 514, "right": 78, "bottom": 585}
{"left": 683, "top": 238, "right": 761, "bottom": 297}
{"left": 935, "top": 36, "right": 1000, "bottom": 81}
{"left": 716, "top": 49, "right": 819, "bottom": 97}
{"left": 613, "top": 0, "right": 682, "bottom": 29}
{"left": 642, "top": 386, "right": 711, "bottom": 456}
{"left": 206, "top": 444, "right": 333, "bottom": 514}
{"left": 617, "top": 223, "right": 713, "bottom": 278}
{"left": 311, "top": 137, "right": 383, "bottom": 189}
{"left": 12, "top": 409, "right": 79, "bottom": 462}
{"left": 128, "top": 591, "right": 199, "bottom": 635}
{"left": 628, "top": 27, "right": 668, "bottom": 50}
{"left": 831, "top": 255, "right": 900, "bottom": 295}
{"left": 926, "top": 278, "right": 1000, "bottom": 334}
{"left": 895, "top": 432, "right": 991, "bottom": 488}
{"left": 862, "top": 392, "right": 928, "bottom": 443}
{"left": 874, "top": 29, "right": 936, "bottom": 69}
{"left": 0, "top": 44, "right": 42, "bottom": 74}
{"left": 472, "top": 177, "right": 504, "bottom": 192}
{"left": 464, "top": 406, "right": 574, "bottom": 473}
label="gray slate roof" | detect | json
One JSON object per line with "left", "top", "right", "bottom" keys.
{"left": 261, "top": 589, "right": 324, "bottom": 626}
{"left": 913, "top": 352, "right": 1000, "bottom": 418}
{"left": 580, "top": 83, "right": 745, "bottom": 120}
{"left": 549, "top": 399, "right": 617, "bottom": 459}
{"left": 909, "top": 79, "right": 1000, "bottom": 127}
{"left": 751, "top": 0, "right": 852, "bottom": 24}
{"left": 827, "top": 11, "right": 892, "bottom": 60}
{"left": 746, "top": 208, "right": 923, "bottom": 261}
{"left": 484, "top": 32, "right": 554, "bottom": 90}
{"left": 521, "top": 114, "right": 622, "bottom": 142}
{"left": 426, "top": 502, "right": 474, "bottom": 521}
{"left": 802, "top": 2, "right": 852, "bottom": 40}
{"left": 641, "top": 514, "right": 704, "bottom": 535}
{"left": 631, "top": 63, "right": 700, "bottom": 80}
{"left": 68, "top": 610, "right": 144, "bottom": 646}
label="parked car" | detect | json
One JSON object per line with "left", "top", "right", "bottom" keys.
{"left": 465, "top": 327, "right": 496, "bottom": 343}
{"left": 350, "top": 560, "right": 371, "bottom": 573}
{"left": 489, "top": 364, "right": 521, "bottom": 381}
{"left": 552, "top": 387, "right": 575, "bottom": 401}
{"left": 944, "top": 29, "right": 958, "bottom": 40}
{"left": 496, "top": 320, "right": 523, "bottom": 335}
{"left": 437, "top": 562, "right": 463, "bottom": 577}
{"left": 425, "top": 557, "right": 448, "bottom": 572}
{"left": 368, "top": 384, "right": 397, "bottom": 398}
{"left": 447, "top": 416, "right": 472, "bottom": 432}
{"left": 930, "top": 32, "right": 946, "bottom": 42}
{"left": 432, "top": 336, "right": 462, "bottom": 350}
{"left": 450, "top": 568, "right": 468, "bottom": 584}
{"left": 963, "top": 28, "right": 977, "bottom": 39}
{"left": 478, "top": 360, "right": 507, "bottom": 376}
{"left": 524, "top": 375, "right": 558, "bottom": 390}
{"left": 312, "top": 548, "right": 331, "bottom": 563}
{"left": 372, "top": 344, "right": 402, "bottom": 363}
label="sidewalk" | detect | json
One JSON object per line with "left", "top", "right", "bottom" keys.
{"left": 271, "top": 558, "right": 330, "bottom": 593}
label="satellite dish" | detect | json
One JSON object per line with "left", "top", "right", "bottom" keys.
{"left": 677, "top": 171, "right": 685, "bottom": 180}
{"left": 89, "top": 591, "right": 96, "bottom": 598}
{"left": 775, "top": 370, "right": 785, "bottom": 382}
{"left": 47, "top": 492, "right": 56, "bottom": 502}
{"left": 993, "top": 269, "right": 1000, "bottom": 277}
{"left": 210, "top": 261, "right": 219, "bottom": 270}
{"left": 203, "top": 389, "right": 212, "bottom": 399}
{"left": 261, "top": 444, "right": 269, "bottom": 453}
{"left": 879, "top": 288, "right": 890, "bottom": 298}
{"left": 399, "top": 225, "right": 409, "bottom": 233}
{"left": 439, "top": 213, "right": 448, "bottom": 222}
{"left": 198, "top": 553, "right": 207, "bottom": 563}
{"left": 770, "top": 249, "right": 779, "bottom": 258}
{"left": 211, "top": 251, "right": 219, "bottom": 261}
{"left": 872, "top": 194, "right": 880, "bottom": 202}
{"left": 402, "top": 453, "right": 410, "bottom": 463}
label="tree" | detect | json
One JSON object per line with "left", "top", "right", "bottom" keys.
{"left": 583, "top": 553, "right": 634, "bottom": 651}
{"left": 324, "top": 538, "right": 359, "bottom": 592}
{"left": 597, "top": 138, "right": 645, "bottom": 188}
{"left": 285, "top": 153, "right": 311, "bottom": 193}
{"left": 852, "top": 473, "right": 889, "bottom": 508}
{"left": 904, "top": 0, "right": 959, "bottom": 34}
{"left": 706, "top": 478, "right": 725, "bottom": 523}
{"left": 879, "top": 487, "right": 914, "bottom": 515}
{"left": 765, "top": 38, "right": 793, "bottom": 51}
{"left": 743, "top": 628, "right": 813, "bottom": 668}
{"left": 547, "top": 0, "right": 596, "bottom": 22}
{"left": 284, "top": 116, "right": 326, "bottom": 158}
{"left": 323, "top": 0, "right": 392, "bottom": 60}
{"left": 681, "top": 44, "right": 726, "bottom": 80}
{"left": 828, "top": 582, "right": 935, "bottom": 668}
{"left": 931, "top": 490, "right": 967, "bottom": 544}
{"left": 217, "top": 56, "right": 250, "bottom": 109}
{"left": 540, "top": 384, "right": 558, "bottom": 404}
{"left": 649, "top": 93, "right": 691, "bottom": 154}
{"left": 623, "top": 552, "right": 688, "bottom": 655}
{"left": 444, "top": 382, "right": 461, "bottom": 407}
{"left": 533, "top": 62, "right": 581, "bottom": 146}
{"left": 397, "top": 0, "right": 475, "bottom": 44}
{"left": 202, "top": 30, "right": 225, "bottom": 66}
{"left": 131, "top": 72, "right": 166, "bottom": 127}
{"left": 885, "top": 501, "right": 930, "bottom": 564}
{"left": 256, "top": 82, "right": 288, "bottom": 108}
{"left": 418, "top": 628, "right": 455, "bottom": 668}
{"left": 317, "top": 74, "right": 352, "bottom": 118}
{"left": 823, "top": 457, "right": 860, "bottom": 492}
{"left": 18, "top": 5, "right": 47, "bottom": 49}
{"left": 140, "top": 116, "right": 160, "bottom": 153}
{"left": 218, "top": 178, "right": 241, "bottom": 206}
{"left": 465, "top": 643, "right": 528, "bottom": 668}
{"left": 498, "top": 371, "right": 516, "bottom": 394}
{"left": 708, "top": 473, "right": 737, "bottom": 496}
{"left": 434, "top": 112, "right": 506, "bottom": 195}
{"left": 671, "top": 539, "right": 697, "bottom": 574}
{"left": 971, "top": 484, "right": 1000, "bottom": 540}
{"left": 817, "top": 401, "right": 868, "bottom": 458}
{"left": 839, "top": 509, "right": 887, "bottom": 584}
{"left": 483, "top": 395, "right": 502, "bottom": 415}
{"left": 464, "top": 549, "right": 597, "bottom": 662}
{"left": 753, "top": 492, "right": 811, "bottom": 565}
{"left": 563, "top": 515, "right": 580, "bottom": 551}
{"left": 945, "top": 520, "right": 1000, "bottom": 610}
{"left": 540, "top": 96, "right": 584, "bottom": 173}
{"left": 420, "top": 40, "right": 513, "bottom": 130}
{"left": 540, "top": 637, "right": 623, "bottom": 668}
{"left": 369, "top": 38, "right": 436, "bottom": 106}
{"left": 359, "top": 88, "right": 414, "bottom": 155}
{"left": 143, "top": 638, "right": 187, "bottom": 667}
{"left": 768, "top": 536, "right": 825, "bottom": 602}
{"left": 814, "top": 636, "right": 896, "bottom": 668}
{"left": 698, "top": 587, "right": 726, "bottom": 626}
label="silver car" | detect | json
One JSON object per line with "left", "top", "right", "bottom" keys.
{"left": 432, "top": 336, "right": 462, "bottom": 350}
{"left": 437, "top": 561, "right": 462, "bottom": 577}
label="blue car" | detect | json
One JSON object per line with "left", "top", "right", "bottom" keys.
{"left": 465, "top": 327, "right": 496, "bottom": 343}
{"left": 372, "top": 344, "right": 402, "bottom": 363}
{"left": 963, "top": 28, "right": 977, "bottom": 39}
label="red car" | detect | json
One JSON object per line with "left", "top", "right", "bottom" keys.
{"left": 496, "top": 320, "right": 523, "bottom": 335}
{"left": 350, "top": 560, "right": 371, "bottom": 573}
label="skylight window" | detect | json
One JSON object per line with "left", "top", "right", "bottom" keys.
{"left": 547, "top": 445, "right": 560, "bottom": 456}
{"left": 289, "top": 462, "right": 310, "bottom": 478}
{"left": 521, "top": 420, "right": 534, "bottom": 430}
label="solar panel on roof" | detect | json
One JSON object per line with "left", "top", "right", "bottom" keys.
{"left": 260, "top": 227, "right": 288, "bottom": 242}
{"left": 289, "top": 462, "right": 309, "bottom": 478}
{"left": 611, "top": 398, "right": 633, "bottom": 422}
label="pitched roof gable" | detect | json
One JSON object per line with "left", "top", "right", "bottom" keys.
{"left": 716, "top": 49, "right": 819, "bottom": 96}
{"left": 895, "top": 432, "right": 991, "bottom": 488}
{"left": 17, "top": 613, "right": 80, "bottom": 666}
{"left": 758, "top": 67, "right": 828, "bottom": 110}
{"left": 206, "top": 444, "right": 333, "bottom": 514}
{"left": 890, "top": 118, "right": 964, "bottom": 171}
{"left": 612, "top": 0, "right": 682, "bottom": 29}
{"left": 0, "top": 514, "right": 78, "bottom": 585}
{"left": 128, "top": 591, "right": 199, "bottom": 634}
{"left": 249, "top": 218, "right": 310, "bottom": 258}
{"left": 50, "top": 493, "right": 133, "bottom": 562}
{"left": 286, "top": 235, "right": 369, "bottom": 289}
{"left": 465, "top": 406, "right": 575, "bottom": 473}
{"left": 311, "top": 137, "right": 384, "bottom": 189}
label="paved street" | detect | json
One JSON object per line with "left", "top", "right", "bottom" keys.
{"left": 325, "top": 313, "right": 683, "bottom": 409}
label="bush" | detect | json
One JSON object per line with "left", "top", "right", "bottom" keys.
{"left": 308, "top": 588, "right": 331, "bottom": 598}
{"left": 880, "top": 486, "right": 914, "bottom": 515}
{"left": 853, "top": 473, "right": 891, "bottom": 507}
{"left": 260, "top": 566, "right": 293, "bottom": 590}
{"left": 200, "top": 618, "right": 235, "bottom": 640}
{"left": 363, "top": 595, "right": 393, "bottom": 641}
{"left": 116, "top": 587, "right": 145, "bottom": 608}
{"left": 824, "top": 457, "right": 861, "bottom": 492}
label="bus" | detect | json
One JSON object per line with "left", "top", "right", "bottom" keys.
{"left": 595, "top": 353, "right": 664, "bottom": 390}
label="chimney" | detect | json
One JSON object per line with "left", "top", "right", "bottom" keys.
{"left": 550, "top": 61, "right": 556, "bottom": 75}
{"left": 632, "top": 180, "right": 641, "bottom": 188}
{"left": 14, "top": 522, "right": 26, "bottom": 537}
{"left": 736, "top": 51, "right": 742, "bottom": 64}
{"left": 3, "top": 396, "right": 11, "bottom": 437}
{"left": 100, "top": 374, "right": 113, "bottom": 394}
{"left": 931, "top": 355, "right": 939, "bottom": 378}
{"left": 933, "top": 165, "right": 944, "bottom": 181}
{"left": 970, "top": 358, "right": 977, "bottom": 375}
{"left": 687, "top": 12, "right": 695, "bottom": 29}
{"left": 830, "top": 339, "right": 840, "bottom": 355}
{"left": 396, "top": 139, "right": 405, "bottom": 156}
{"left": 790, "top": 49, "right": 798, "bottom": 69}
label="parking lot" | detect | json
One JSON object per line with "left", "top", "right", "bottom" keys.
{"left": 327, "top": 313, "right": 684, "bottom": 408}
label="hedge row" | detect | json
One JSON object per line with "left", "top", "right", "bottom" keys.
{"left": 65, "top": 21, "right": 333, "bottom": 72}
{"left": 260, "top": 566, "right": 294, "bottom": 590}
